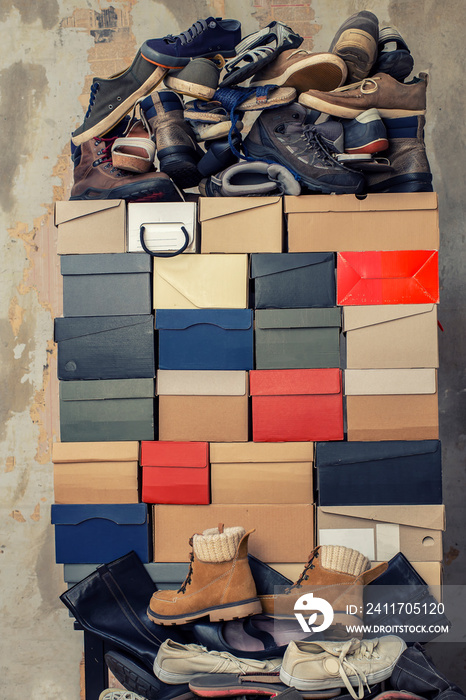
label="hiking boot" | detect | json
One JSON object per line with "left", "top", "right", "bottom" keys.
{"left": 329, "top": 11, "right": 379, "bottom": 83}
{"left": 364, "top": 115, "right": 433, "bottom": 192}
{"left": 141, "top": 18, "right": 241, "bottom": 69}
{"left": 139, "top": 90, "right": 202, "bottom": 189}
{"left": 299, "top": 72, "right": 428, "bottom": 119}
{"left": 184, "top": 100, "right": 242, "bottom": 142}
{"left": 153, "top": 640, "right": 281, "bottom": 685}
{"left": 250, "top": 50, "right": 347, "bottom": 92}
{"left": 70, "top": 135, "right": 180, "bottom": 201}
{"left": 71, "top": 49, "right": 167, "bottom": 146}
{"left": 372, "top": 26, "right": 414, "bottom": 82}
{"left": 243, "top": 103, "right": 365, "bottom": 194}
{"left": 280, "top": 637, "right": 407, "bottom": 698}
{"left": 147, "top": 525, "right": 262, "bottom": 626}
{"left": 164, "top": 58, "right": 221, "bottom": 100}
{"left": 199, "top": 160, "right": 300, "bottom": 197}
{"left": 260, "top": 545, "right": 387, "bottom": 636}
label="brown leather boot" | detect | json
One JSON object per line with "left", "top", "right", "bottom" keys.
{"left": 139, "top": 90, "right": 202, "bottom": 189}
{"left": 70, "top": 135, "right": 180, "bottom": 201}
{"left": 260, "top": 545, "right": 387, "bottom": 638}
{"left": 147, "top": 525, "right": 262, "bottom": 626}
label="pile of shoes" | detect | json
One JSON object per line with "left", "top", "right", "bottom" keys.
{"left": 69, "top": 11, "right": 432, "bottom": 202}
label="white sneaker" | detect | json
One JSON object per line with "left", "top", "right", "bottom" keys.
{"left": 99, "top": 690, "right": 147, "bottom": 700}
{"left": 154, "top": 639, "right": 281, "bottom": 684}
{"left": 280, "top": 636, "right": 407, "bottom": 699}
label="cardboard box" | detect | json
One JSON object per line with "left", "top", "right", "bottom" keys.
{"left": 250, "top": 253, "right": 335, "bottom": 309}
{"left": 337, "top": 250, "right": 439, "bottom": 305}
{"left": 250, "top": 369, "right": 343, "bottom": 442}
{"left": 345, "top": 368, "right": 439, "bottom": 441}
{"left": 316, "top": 440, "right": 442, "bottom": 506}
{"left": 152, "top": 504, "right": 315, "bottom": 562}
{"left": 127, "top": 202, "right": 198, "bottom": 254}
{"left": 155, "top": 309, "right": 254, "bottom": 370}
{"left": 269, "top": 563, "right": 302, "bottom": 581}
{"left": 59, "top": 378, "right": 155, "bottom": 442}
{"left": 61, "top": 253, "right": 151, "bottom": 317}
{"left": 153, "top": 254, "right": 248, "bottom": 309}
{"left": 55, "top": 200, "right": 126, "bottom": 254}
{"left": 157, "top": 370, "right": 248, "bottom": 442}
{"left": 255, "top": 308, "right": 341, "bottom": 369}
{"left": 55, "top": 314, "right": 155, "bottom": 380}
{"left": 141, "top": 441, "right": 209, "bottom": 505}
{"left": 199, "top": 197, "right": 283, "bottom": 253}
{"left": 343, "top": 304, "right": 439, "bottom": 369}
{"left": 210, "top": 442, "right": 314, "bottom": 504}
{"left": 51, "top": 503, "right": 151, "bottom": 563}
{"left": 285, "top": 193, "right": 439, "bottom": 252}
{"left": 317, "top": 504, "right": 445, "bottom": 562}
{"left": 52, "top": 441, "right": 139, "bottom": 504}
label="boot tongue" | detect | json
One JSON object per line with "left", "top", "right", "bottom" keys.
{"left": 319, "top": 545, "right": 370, "bottom": 577}
{"left": 312, "top": 120, "right": 345, "bottom": 153}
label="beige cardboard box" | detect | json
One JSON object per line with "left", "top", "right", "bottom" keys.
{"left": 157, "top": 370, "right": 248, "bottom": 442}
{"left": 199, "top": 197, "right": 283, "bottom": 253}
{"left": 210, "top": 442, "right": 314, "bottom": 504}
{"left": 153, "top": 254, "right": 248, "bottom": 309}
{"left": 152, "top": 503, "right": 315, "bottom": 562}
{"left": 52, "top": 441, "right": 139, "bottom": 504}
{"left": 345, "top": 369, "right": 439, "bottom": 441}
{"left": 285, "top": 192, "right": 439, "bottom": 252}
{"left": 343, "top": 304, "right": 439, "bottom": 369}
{"left": 268, "top": 563, "right": 303, "bottom": 581}
{"left": 317, "top": 505, "right": 445, "bottom": 562}
{"left": 55, "top": 201, "right": 126, "bottom": 254}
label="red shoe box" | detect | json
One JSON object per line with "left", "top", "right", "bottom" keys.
{"left": 141, "top": 441, "right": 209, "bottom": 505}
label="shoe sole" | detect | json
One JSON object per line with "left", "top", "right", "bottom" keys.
{"left": 237, "top": 87, "right": 296, "bottom": 111}
{"left": 346, "top": 137, "right": 389, "bottom": 154}
{"left": 252, "top": 56, "right": 347, "bottom": 92}
{"left": 191, "top": 121, "right": 233, "bottom": 141}
{"left": 69, "top": 178, "right": 179, "bottom": 201}
{"left": 147, "top": 598, "right": 262, "bottom": 626}
{"left": 71, "top": 66, "right": 167, "bottom": 146}
{"left": 105, "top": 651, "right": 193, "bottom": 700}
{"left": 157, "top": 146, "right": 202, "bottom": 188}
{"left": 332, "top": 29, "right": 377, "bottom": 81}
{"left": 298, "top": 92, "right": 426, "bottom": 119}
{"left": 189, "top": 684, "right": 341, "bottom": 699}
{"left": 164, "top": 74, "right": 217, "bottom": 100}
{"left": 141, "top": 45, "right": 236, "bottom": 69}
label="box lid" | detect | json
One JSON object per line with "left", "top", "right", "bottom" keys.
{"left": 344, "top": 368, "right": 437, "bottom": 395}
{"left": 55, "top": 200, "right": 123, "bottom": 226}
{"left": 51, "top": 503, "right": 148, "bottom": 526}
{"left": 318, "top": 504, "right": 445, "bottom": 531}
{"left": 52, "top": 441, "right": 139, "bottom": 463}
{"left": 250, "top": 252, "right": 334, "bottom": 279}
{"left": 315, "top": 439, "right": 440, "bottom": 467}
{"left": 342, "top": 304, "right": 436, "bottom": 332}
{"left": 256, "top": 308, "right": 341, "bottom": 330}
{"left": 199, "top": 197, "right": 281, "bottom": 222}
{"left": 155, "top": 309, "right": 253, "bottom": 331}
{"left": 284, "top": 192, "right": 438, "bottom": 214}
{"left": 157, "top": 370, "right": 248, "bottom": 396}
{"left": 210, "top": 441, "right": 313, "bottom": 463}
{"left": 141, "top": 441, "right": 208, "bottom": 467}
{"left": 60, "top": 253, "right": 150, "bottom": 276}
{"left": 59, "top": 378, "right": 154, "bottom": 401}
{"left": 128, "top": 201, "right": 195, "bottom": 224}
{"left": 54, "top": 314, "right": 154, "bottom": 342}
{"left": 250, "top": 368, "right": 341, "bottom": 397}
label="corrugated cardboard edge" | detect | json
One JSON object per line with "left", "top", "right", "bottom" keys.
{"left": 55, "top": 200, "right": 124, "bottom": 226}
{"left": 199, "top": 197, "right": 281, "bottom": 223}
{"left": 284, "top": 192, "right": 438, "bottom": 214}
{"left": 318, "top": 504, "right": 446, "bottom": 531}
{"left": 157, "top": 370, "right": 248, "bottom": 396}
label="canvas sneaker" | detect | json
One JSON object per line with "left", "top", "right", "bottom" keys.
{"left": 154, "top": 640, "right": 281, "bottom": 685}
{"left": 329, "top": 11, "right": 379, "bottom": 83}
{"left": 280, "top": 637, "right": 407, "bottom": 699}
{"left": 373, "top": 26, "right": 414, "bottom": 82}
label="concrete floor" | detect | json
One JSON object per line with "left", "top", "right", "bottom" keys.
{"left": 1, "top": 1, "right": 465, "bottom": 698}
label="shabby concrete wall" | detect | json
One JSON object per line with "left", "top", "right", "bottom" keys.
{"left": 0, "top": 1, "right": 464, "bottom": 698}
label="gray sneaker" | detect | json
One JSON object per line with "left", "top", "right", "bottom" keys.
{"left": 243, "top": 103, "right": 365, "bottom": 194}
{"left": 164, "top": 58, "right": 220, "bottom": 100}
{"left": 154, "top": 640, "right": 281, "bottom": 685}
{"left": 280, "top": 637, "right": 407, "bottom": 699}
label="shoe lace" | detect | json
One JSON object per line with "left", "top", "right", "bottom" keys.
{"left": 192, "top": 646, "right": 277, "bottom": 674}
{"left": 300, "top": 123, "right": 340, "bottom": 165}
{"left": 177, "top": 542, "right": 194, "bottom": 594}
{"left": 333, "top": 76, "right": 381, "bottom": 94}
{"left": 328, "top": 638, "right": 381, "bottom": 700}
{"left": 164, "top": 18, "right": 212, "bottom": 45}
{"left": 85, "top": 81, "right": 100, "bottom": 118}
{"left": 286, "top": 550, "right": 319, "bottom": 592}
{"left": 93, "top": 136, "right": 125, "bottom": 176}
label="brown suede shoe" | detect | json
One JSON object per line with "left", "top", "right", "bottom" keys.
{"left": 111, "top": 115, "right": 156, "bottom": 173}
{"left": 299, "top": 72, "right": 428, "bottom": 118}
{"left": 260, "top": 545, "right": 387, "bottom": 638}
{"left": 147, "top": 525, "right": 262, "bottom": 626}
{"left": 250, "top": 50, "right": 347, "bottom": 92}
{"left": 70, "top": 135, "right": 180, "bottom": 201}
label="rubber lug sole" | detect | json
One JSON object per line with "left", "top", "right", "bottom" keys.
{"left": 147, "top": 598, "right": 262, "bottom": 626}
{"left": 104, "top": 650, "right": 194, "bottom": 700}
{"left": 298, "top": 92, "right": 425, "bottom": 119}
{"left": 70, "top": 179, "right": 179, "bottom": 201}
{"left": 332, "top": 28, "right": 377, "bottom": 81}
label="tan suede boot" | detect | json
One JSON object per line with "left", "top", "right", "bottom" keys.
{"left": 260, "top": 545, "right": 387, "bottom": 638}
{"left": 147, "top": 525, "right": 262, "bottom": 626}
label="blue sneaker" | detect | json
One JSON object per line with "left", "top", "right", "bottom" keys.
{"left": 141, "top": 18, "right": 241, "bottom": 69}
{"left": 373, "top": 26, "right": 414, "bottom": 82}
{"left": 341, "top": 108, "right": 389, "bottom": 154}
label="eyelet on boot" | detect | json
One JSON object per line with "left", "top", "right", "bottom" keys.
{"left": 292, "top": 112, "right": 301, "bottom": 119}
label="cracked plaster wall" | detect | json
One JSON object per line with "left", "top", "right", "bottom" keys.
{"left": 0, "top": 1, "right": 464, "bottom": 698}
